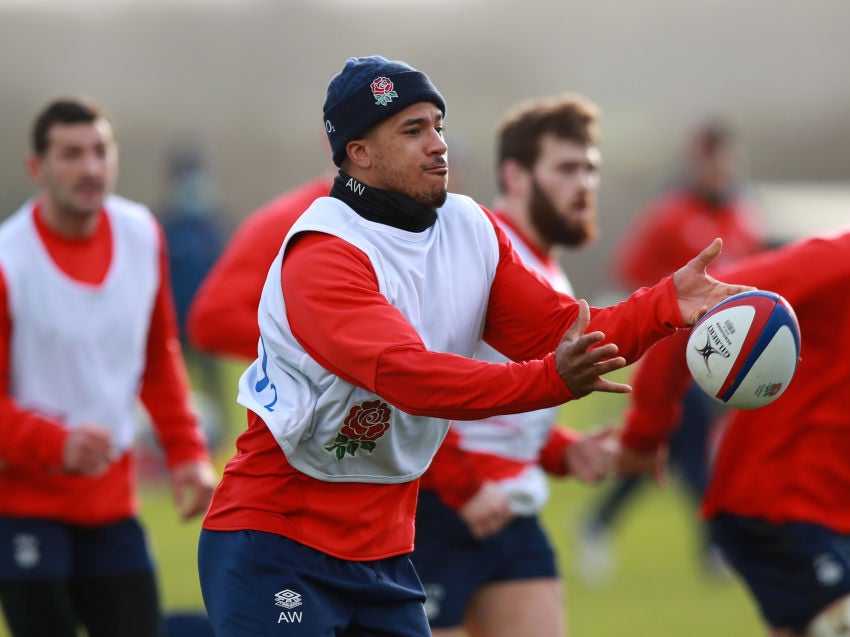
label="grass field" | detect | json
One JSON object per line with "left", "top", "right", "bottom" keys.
{"left": 0, "top": 363, "right": 765, "bottom": 636}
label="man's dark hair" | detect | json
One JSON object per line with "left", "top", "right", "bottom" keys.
{"left": 31, "top": 97, "right": 112, "bottom": 156}
{"left": 496, "top": 94, "right": 599, "bottom": 191}
{"left": 692, "top": 118, "right": 734, "bottom": 157}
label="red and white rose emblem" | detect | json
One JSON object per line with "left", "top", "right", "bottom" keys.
{"left": 370, "top": 77, "right": 398, "bottom": 106}
{"left": 325, "top": 399, "right": 392, "bottom": 460}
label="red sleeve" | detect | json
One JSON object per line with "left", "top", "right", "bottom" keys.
{"left": 619, "top": 331, "right": 692, "bottom": 452}
{"left": 188, "top": 178, "right": 333, "bottom": 361}
{"left": 713, "top": 232, "right": 850, "bottom": 304}
{"left": 539, "top": 426, "right": 581, "bottom": 476}
{"left": 0, "top": 268, "right": 69, "bottom": 470}
{"left": 419, "top": 428, "right": 484, "bottom": 510}
{"left": 283, "top": 232, "right": 575, "bottom": 420}
{"left": 283, "top": 215, "right": 685, "bottom": 421}
{"left": 614, "top": 197, "right": 690, "bottom": 288}
{"left": 139, "top": 226, "right": 210, "bottom": 468}
{"left": 620, "top": 230, "right": 850, "bottom": 453}
{"left": 187, "top": 209, "right": 283, "bottom": 360}
{"left": 481, "top": 210, "right": 684, "bottom": 366}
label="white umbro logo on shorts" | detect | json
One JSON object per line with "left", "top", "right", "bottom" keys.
{"left": 274, "top": 589, "right": 303, "bottom": 609}
{"left": 12, "top": 534, "right": 40, "bottom": 569}
{"left": 814, "top": 554, "right": 844, "bottom": 586}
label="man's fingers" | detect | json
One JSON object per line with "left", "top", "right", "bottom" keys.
{"left": 563, "top": 299, "right": 591, "bottom": 341}
{"left": 590, "top": 355, "right": 628, "bottom": 376}
{"left": 588, "top": 423, "right": 619, "bottom": 441}
{"left": 593, "top": 378, "right": 632, "bottom": 394}
{"left": 63, "top": 426, "right": 114, "bottom": 475}
{"left": 555, "top": 301, "right": 634, "bottom": 398}
{"left": 580, "top": 340, "right": 617, "bottom": 361}
{"left": 688, "top": 237, "right": 722, "bottom": 271}
{"left": 176, "top": 484, "right": 204, "bottom": 520}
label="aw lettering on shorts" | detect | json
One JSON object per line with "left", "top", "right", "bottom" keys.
{"left": 274, "top": 588, "right": 304, "bottom": 625}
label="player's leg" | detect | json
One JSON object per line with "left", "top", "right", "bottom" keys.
{"left": 585, "top": 474, "right": 646, "bottom": 530}
{"left": 70, "top": 517, "right": 164, "bottom": 637}
{"left": 346, "top": 554, "right": 431, "bottom": 637}
{"left": 668, "top": 382, "right": 713, "bottom": 504}
{"left": 0, "top": 579, "right": 78, "bottom": 637}
{"left": 669, "top": 383, "right": 730, "bottom": 576}
{"left": 807, "top": 594, "right": 850, "bottom": 637}
{"left": 72, "top": 571, "right": 163, "bottom": 637}
{"left": 464, "top": 513, "right": 561, "bottom": 637}
{"left": 710, "top": 513, "right": 850, "bottom": 636}
{"left": 0, "top": 517, "right": 78, "bottom": 637}
{"left": 577, "top": 475, "right": 645, "bottom": 583}
{"left": 431, "top": 628, "right": 464, "bottom": 637}
{"left": 410, "top": 490, "right": 496, "bottom": 634}
{"left": 465, "top": 578, "right": 563, "bottom": 637}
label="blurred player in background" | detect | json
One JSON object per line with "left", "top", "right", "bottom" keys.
{"left": 187, "top": 173, "right": 333, "bottom": 361}
{"left": 0, "top": 97, "right": 216, "bottom": 637}
{"left": 617, "top": 228, "right": 850, "bottom": 637}
{"left": 614, "top": 118, "right": 764, "bottom": 287}
{"left": 157, "top": 139, "right": 230, "bottom": 448}
{"left": 412, "top": 94, "right": 615, "bottom": 637}
{"left": 579, "top": 119, "right": 767, "bottom": 582}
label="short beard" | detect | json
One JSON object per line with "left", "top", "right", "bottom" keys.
{"left": 416, "top": 187, "right": 448, "bottom": 209}
{"left": 529, "top": 179, "right": 597, "bottom": 247}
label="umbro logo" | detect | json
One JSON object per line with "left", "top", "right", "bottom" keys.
{"left": 274, "top": 589, "right": 302, "bottom": 609}
{"left": 12, "top": 533, "right": 40, "bottom": 569}
{"left": 814, "top": 554, "right": 844, "bottom": 586}
{"left": 274, "top": 589, "right": 304, "bottom": 624}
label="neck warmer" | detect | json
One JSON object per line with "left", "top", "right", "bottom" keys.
{"left": 329, "top": 171, "right": 437, "bottom": 232}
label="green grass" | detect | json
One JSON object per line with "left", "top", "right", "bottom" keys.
{"left": 0, "top": 364, "right": 764, "bottom": 636}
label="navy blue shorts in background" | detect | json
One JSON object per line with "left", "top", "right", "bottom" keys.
{"left": 411, "top": 490, "right": 557, "bottom": 628}
{"left": 710, "top": 513, "right": 850, "bottom": 633}
{"left": 198, "top": 529, "right": 430, "bottom": 637}
{"left": 0, "top": 516, "right": 154, "bottom": 580}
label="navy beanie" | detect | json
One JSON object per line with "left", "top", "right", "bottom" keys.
{"left": 323, "top": 56, "right": 446, "bottom": 167}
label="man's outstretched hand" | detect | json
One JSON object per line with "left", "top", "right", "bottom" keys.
{"left": 555, "top": 299, "right": 630, "bottom": 398}
{"left": 673, "top": 238, "right": 755, "bottom": 325}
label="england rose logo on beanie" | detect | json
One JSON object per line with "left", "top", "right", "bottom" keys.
{"left": 370, "top": 77, "right": 398, "bottom": 106}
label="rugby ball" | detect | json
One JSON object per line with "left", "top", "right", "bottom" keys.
{"left": 685, "top": 290, "right": 801, "bottom": 409}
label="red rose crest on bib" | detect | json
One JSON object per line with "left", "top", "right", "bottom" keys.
{"left": 325, "top": 399, "right": 392, "bottom": 460}
{"left": 370, "top": 77, "right": 398, "bottom": 106}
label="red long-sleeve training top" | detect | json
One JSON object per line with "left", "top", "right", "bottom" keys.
{"left": 621, "top": 231, "right": 850, "bottom": 531}
{"left": 0, "top": 205, "right": 210, "bottom": 525}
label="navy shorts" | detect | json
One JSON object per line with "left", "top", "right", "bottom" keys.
{"left": 198, "top": 529, "right": 430, "bottom": 637}
{"left": 710, "top": 513, "right": 850, "bottom": 633}
{"left": 410, "top": 490, "right": 557, "bottom": 628}
{"left": 0, "top": 516, "right": 154, "bottom": 581}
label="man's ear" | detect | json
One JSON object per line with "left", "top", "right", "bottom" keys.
{"left": 345, "top": 139, "right": 372, "bottom": 169}
{"left": 500, "top": 158, "right": 531, "bottom": 197}
{"left": 25, "top": 154, "right": 44, "bottom": 184}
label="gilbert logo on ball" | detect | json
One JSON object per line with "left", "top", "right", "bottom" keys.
{"left": 686, "top": 290, "right": 801, "bottom": 409}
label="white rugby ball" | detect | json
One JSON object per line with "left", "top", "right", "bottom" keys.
{"left": 686, "top": 290, "right": 801, "bottom": 409}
